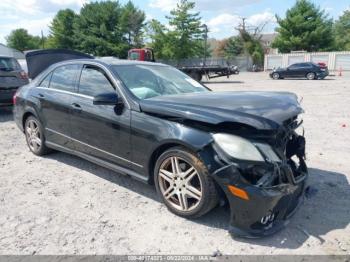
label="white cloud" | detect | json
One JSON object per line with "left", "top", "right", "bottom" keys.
{"left": 149, "top": 0, "right": 177, "bottom": 11}
{"left": 246, "top": 11, "right": 276, "bottom": 26}
{"left": 206, "top": 10, "right": 275, "bottom": 38}
{"left": 149, "top": 0, "right": 260, "bottom": 12}
{"left": 0, "top": 0, "right": 86, "bottom": 44}
{"left": 206, "top": 14, "right": 240, "bottom": 34}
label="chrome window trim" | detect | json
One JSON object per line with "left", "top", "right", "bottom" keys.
{"left": 79, "top": 61, "right": 131, "bottom": 109}
{"left": 36, "top": 86, "right": 94, "bottom": 100}
{"left": 46, "top": 127, "right": 143, "bottom": 168}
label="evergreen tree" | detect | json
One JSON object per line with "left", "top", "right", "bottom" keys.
{"left": 120, "top": 1, "right": 146, "bottom": 48}
{"left": 48, "top": 9, "right": 77, "bottom": 49}
{"left": 73, "top": 1, "right": 128, "bottom": 57}
{"left": 272, "top": 0, "right": 334, "bottom": 53}
{"left": 166, "top": 0, "right": 204, "bottom": 60}
{"left": 334, "top": 10, "right": 350, "bottom": 50}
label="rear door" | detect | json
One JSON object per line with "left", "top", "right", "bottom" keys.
{"left": 69, "top": 64, "right": 132, "bottom": 169}
{"left": 35, "top": 64, "right": 81, "bottom": 148}
{"left": 286, "top": 63, "right": 303, "bottom": 78}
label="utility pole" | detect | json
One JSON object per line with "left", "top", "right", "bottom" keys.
{"left": 202, "top": 24, "right": 208, "bottom": 66}
{"left": 41, "top": 30, "right": 45, "bottom": 49}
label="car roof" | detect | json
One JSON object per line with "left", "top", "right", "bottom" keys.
{"left": 57, "top": 58, "right": 166, "bottom": 67}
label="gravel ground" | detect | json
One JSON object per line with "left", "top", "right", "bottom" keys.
{"left": 0, "top": 72, "right": 349, "bottom": 255}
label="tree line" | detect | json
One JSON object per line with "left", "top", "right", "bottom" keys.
{"left": 5, "top": 0, "right": 350, "bottom": 64}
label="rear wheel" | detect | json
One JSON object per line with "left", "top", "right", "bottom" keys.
{"left": 190, "top": 71, "right": 202, "bottom": 82}
{"left": 306, "top": 72, "right": 316, "bottom": 80}
{"left": 24, "top": 116, "right": 51, "bottom": 156}
{"left": 154, "top": 147, "right": 218, "bottom": 218}
{"left": 272, "top": 72, "right": 280, "bottom": 80}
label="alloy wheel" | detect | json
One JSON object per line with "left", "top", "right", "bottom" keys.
{"left": 25, "top": 119, "right": 42, "bottom": 152}
{"left": 307, "top": 73, "right": 315, "bottom": 80}
{"left": 158, "top": 156, "right": 203, "bottom": 212}
{"left": 272, "top": 73, "right": 279, "bottom": 80}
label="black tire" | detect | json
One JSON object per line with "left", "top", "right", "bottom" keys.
{"left": 272, "top": 72, "right": 280, "bottom": 80}
{"left": 154, "top": 146, "right": 218, "bottom": 218}
{"left": 190, "top": 71, "right": 202, "bottom": 82}
{"left": 24, "top": 116, "right": 51, "bottom": 156}
{"left": 306, "top": 72, "right": 316, "bottom": 80}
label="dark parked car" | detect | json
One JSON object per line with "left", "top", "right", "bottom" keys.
{"left": 0, "top": 56, "right": 29, "bottom": 106}
{"left": 14, "top": 50, "right": 308, "bottom": 238}
{"left": 270, "top": 62, "right": 329, "bottom": 80}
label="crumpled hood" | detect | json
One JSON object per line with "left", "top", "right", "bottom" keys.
{"left": 139, "top": 91, "right": 303, "bottom": 130}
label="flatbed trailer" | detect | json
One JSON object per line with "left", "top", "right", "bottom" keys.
{"left": 128, "top": 48, "right": 239, "bottom": 82}
{"left": 176, "top": 63, "right": 239, "bottom": 82}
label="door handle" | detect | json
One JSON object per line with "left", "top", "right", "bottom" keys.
{"left": 38, "top": 93, "right": 44, "bottom": 98}
{"left": 71, "top": 103, "right": 82, "bottom": 111}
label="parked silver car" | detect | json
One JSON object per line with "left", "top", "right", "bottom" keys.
{"left": 0, "top": 56, "right": 29, "bottom": 106}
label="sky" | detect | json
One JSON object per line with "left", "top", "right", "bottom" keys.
{"left": 0, "top": 0, "right": 349, "bottom": 44}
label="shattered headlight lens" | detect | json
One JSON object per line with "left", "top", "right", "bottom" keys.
{"left": 255, "top": 143, "right": 281, "bottom": 162}
{"left": 213, "top": 133, "right": 264, "bottom": 162}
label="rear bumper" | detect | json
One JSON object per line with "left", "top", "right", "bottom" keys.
{"left": 316, "top": 71, "right": 329, "bottom": 78}
{"left": 213, "top": 163, "right": 308, "bottom": 238}
{"left": 0, "top": 87, "right": 17, "bottom": 105}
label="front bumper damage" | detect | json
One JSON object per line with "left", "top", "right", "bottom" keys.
{"left": 213, "top": 162, "right": 307, "bottom": 238}
{"left": 203, "top": 123, "right": 308, "bottom": 238}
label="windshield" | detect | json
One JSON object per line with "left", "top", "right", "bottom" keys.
{"left": 0, "top": 57, "right": 21, "bottom": 71}
{"left": 112, "top": 64, "right": 209, "bottom": 99}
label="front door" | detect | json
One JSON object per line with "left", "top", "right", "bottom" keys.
{"left": 69, "top": 64, "right": 132, "bottom": 169}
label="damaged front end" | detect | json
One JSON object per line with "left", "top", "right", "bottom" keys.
{"left": 204, "top": 116, "right": 308, "bottom": 237}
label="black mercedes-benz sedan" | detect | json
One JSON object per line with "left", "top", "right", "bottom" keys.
{"left": 14, "top": 50, "right": 308, "bottom": 238}
{"left": 269, "top": 62, "right": 329, "bottom": 80}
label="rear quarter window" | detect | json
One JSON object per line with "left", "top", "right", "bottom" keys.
{"left": 0, "top": 57, "right": 21, "bottom": 71}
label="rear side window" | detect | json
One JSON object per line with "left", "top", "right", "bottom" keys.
{"left": 78, "top": 66, "right": 114, "bottom": 97}
{"left": 50, "top": 64, "right": 80, "bottom": 92}
{"left": 0, "top": 57, "right": 21, "bottom": 71}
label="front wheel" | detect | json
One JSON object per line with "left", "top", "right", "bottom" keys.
{"left": 154, "top": 147, "right": 218, "bottom": 218}
{"left": 272, "top": 72, "right": 280, "bottom": 80}
{"left": 24, "top": 116, "right": 51, "bottom": 156}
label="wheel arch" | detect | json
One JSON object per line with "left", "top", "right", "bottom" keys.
{"left": 147, "top": 136, "right": 213, "bottom": 185}
{"left": 22, "top": 108, "right": 39, "bottom": 130}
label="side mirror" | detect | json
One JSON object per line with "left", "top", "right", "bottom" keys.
{"left": 93, "top": 92, "right": 122, "bottom": 106}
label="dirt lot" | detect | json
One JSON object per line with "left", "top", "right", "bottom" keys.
{"left": 0, "top": 72, "right": 349, "bottom": 255}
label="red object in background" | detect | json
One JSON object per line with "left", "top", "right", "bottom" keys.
{"left": 13, "top": 91, "right": 18, "bottom": 105}
{"left": 317, "top": 62, "right": 327, "bottom": 69}
{"left": 128, "top": 48, "right": 155, "bottom": 62}
{"left": 19, "top": 71, "right": 28, "bottom": 80}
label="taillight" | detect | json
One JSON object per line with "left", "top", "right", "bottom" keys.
{"left": 13, "top": 90, "right": 19, "bottom": 105}
{"left": 20, "top": 71, "right": 28, "bottom": 80}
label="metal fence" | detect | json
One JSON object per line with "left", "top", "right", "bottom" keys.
{"left": 264, "top": 51, "right": 350, "bottom": 72}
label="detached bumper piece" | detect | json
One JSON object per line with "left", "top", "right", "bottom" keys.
{"left": 214, "top": 134, "right": 308, "bottom": 238}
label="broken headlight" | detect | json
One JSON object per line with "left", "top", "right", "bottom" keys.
{"left": 213, "top": 133, "right": 264, "bottom": 162}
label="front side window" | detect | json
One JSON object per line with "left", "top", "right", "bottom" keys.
{"left": 50, "top": 64, "right": 80, "bottom": 92}
{"left": 112, "top": 64, "right": 209, "bottom": 99}
{"left": 78, "top": 66, "right": 114, "bottom": 97}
